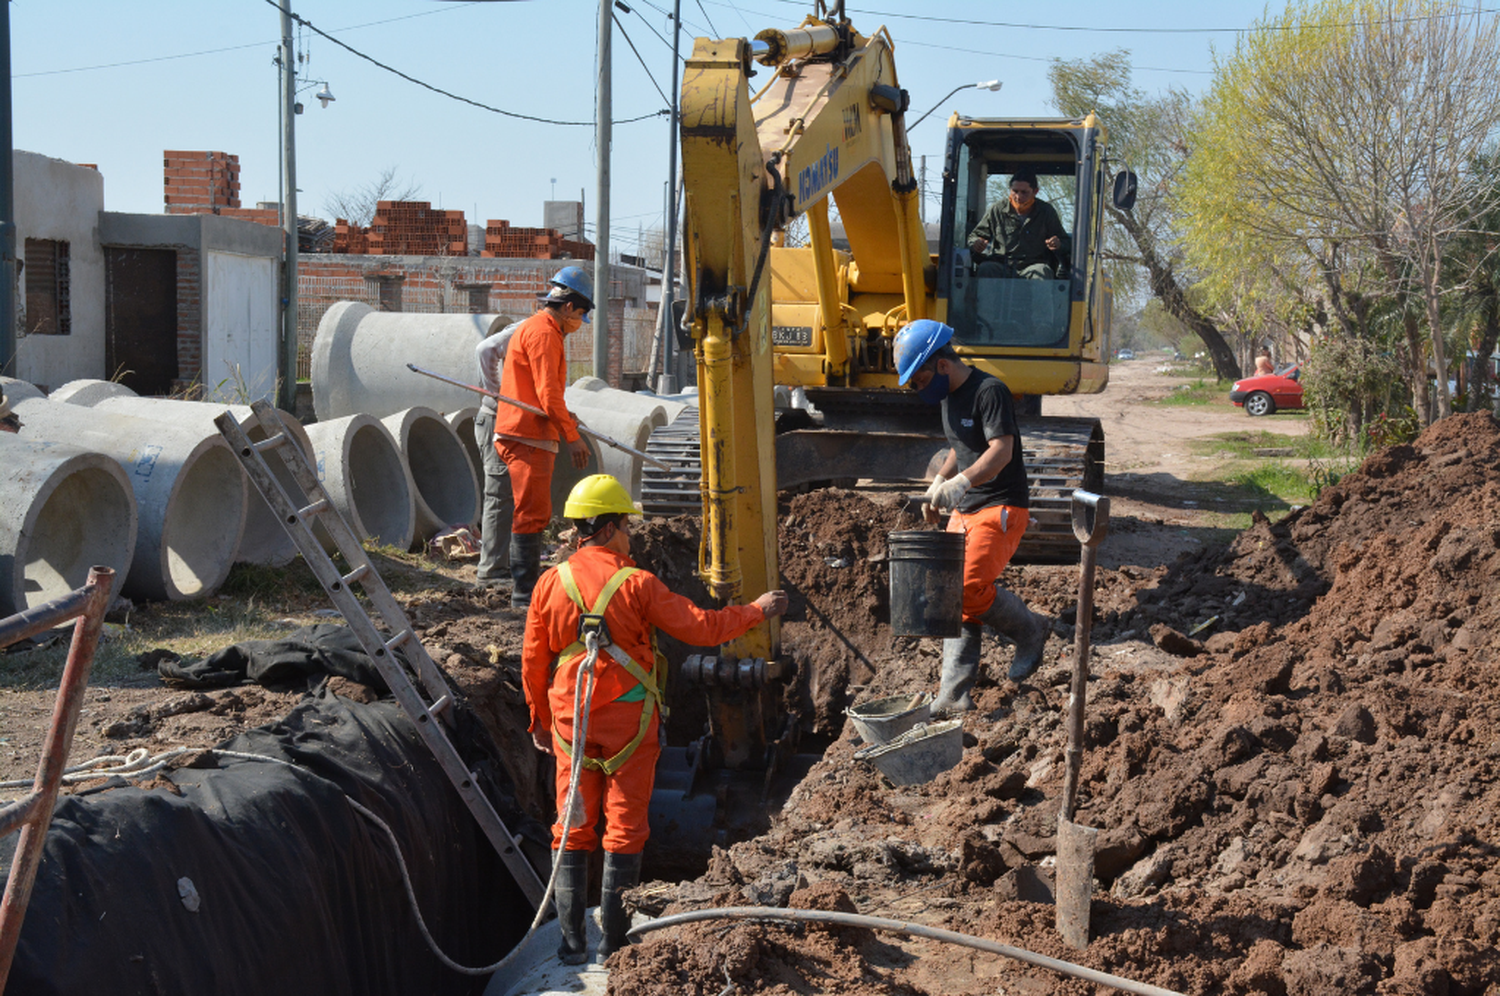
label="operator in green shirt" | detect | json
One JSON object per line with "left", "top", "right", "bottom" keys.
{"left": 967, "top": 171, "right": 1070, "bottom": 280}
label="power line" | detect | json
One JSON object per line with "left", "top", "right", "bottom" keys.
{"left": 260, "top": 0, "right": 667, "bottom": 127}
{"left": 694, "top": 0, "right": 722, "bottom": 37}
{"left": 625, "top": 4, "right": 689, "bottom": 62}
{"left": 748, "top": 0, "right": 1500, "bottom": 35}
{"left": 636, "top": 0, "right": 714, "bottom": 38}
{"left": 613, "top": 12, "right": 672, "bottom": 106}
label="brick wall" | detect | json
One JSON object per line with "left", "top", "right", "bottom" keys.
{"left": 296, "top": 256, "right": 653, "bottom": 386}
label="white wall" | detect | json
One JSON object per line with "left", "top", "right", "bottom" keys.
{"left": 203, "top": 251, "right": 278, "bottom": 402}
{"left": 13, "top": 151, "right": 106, "bottom": 391}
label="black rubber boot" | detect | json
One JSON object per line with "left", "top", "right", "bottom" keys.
{"left": 553, "top": 849, "right": 591, "bottom": 965}
{"left": 508, "top": 532, "right": 545, "bottom": 609}
{"left": 597, "top": 850, "right": 643, "bottom": 959}
{"left": 932, "top": 622, "right": 983, "bottom": 715}
{"left": 984, "top": 588, "right": 1049, "bottom": 681}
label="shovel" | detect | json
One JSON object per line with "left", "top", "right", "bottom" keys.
{"left": 1056, "top": 489, "right": 1109, "bottom": 950}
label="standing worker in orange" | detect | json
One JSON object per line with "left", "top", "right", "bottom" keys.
{"left": 523, "top": 474, "right": 789, "bottom": 963}
{"left": 895, "top": 319, "right": 1049, "bottom": 714}
{"left": 495, "top": 266, "right": 595, "bottom": 608}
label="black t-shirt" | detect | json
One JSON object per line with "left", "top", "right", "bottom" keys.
{"left": 941, "top": 369, "right": 1029, "bottom": 512}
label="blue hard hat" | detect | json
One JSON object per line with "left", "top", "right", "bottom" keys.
{"left": 548, "top": 265, "right": 594, "bottom": 307}
{"left": 894, "top": 320, "right": 955, "bottom": 385}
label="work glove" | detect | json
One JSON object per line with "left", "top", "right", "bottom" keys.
{"left": 929, "top": 472, "right": 971, "bottom": 512}
{"left": 920, "top": 474, "right": 947, "bottom": 523}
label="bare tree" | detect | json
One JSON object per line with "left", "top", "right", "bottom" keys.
{"left": 324, "top": 166, "right": 423, "bottom": 227}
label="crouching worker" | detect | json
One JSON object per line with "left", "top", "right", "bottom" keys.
{"left": 894, "top": 319, "right": 1050, "bottom": 714}
{"left": 522, "top": 473, "right": 789, "bottom": 963}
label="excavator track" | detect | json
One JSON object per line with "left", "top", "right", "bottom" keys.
{"left": 641, "top": 408, "right": 1103, "bottom": 563}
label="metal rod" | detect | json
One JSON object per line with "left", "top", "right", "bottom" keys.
{"left": 593, "top": 0, "right": 613, "bottom": 383}
{"left": 626, "top": 907, "right": 1184, "bottom": 996}
{"left": 0, "top": 566, "right": 114, "bottom": 991}
{"left": 0, "top": 586, "right": 95, "bottom": 649}
{"left": 0, "top": 3, "right": 15, "bottom": 378}
{"left": 405, "top": 363, "right": 672, "bottom": 471}
{"left": 279, "top": 0, "right": 299, "bottom": 411}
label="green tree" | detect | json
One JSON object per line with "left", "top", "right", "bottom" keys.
{"left": 1181, "top": 0, "right": 1500, "bottom": 425}
{"left": 1049, "top": 52, "right": 1244, "bottom": 381}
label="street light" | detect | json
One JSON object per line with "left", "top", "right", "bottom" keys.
{"left": 909, "top": 79, "right": 1002, "bottom": 130}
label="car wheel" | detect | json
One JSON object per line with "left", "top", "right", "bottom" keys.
{"left": 1245, "top": 391, "right": 1275, "bottom": 417}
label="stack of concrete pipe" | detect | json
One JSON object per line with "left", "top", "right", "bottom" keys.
{"left": 51, "top": 381, "right": 317, "bottom": 568}
{"left": 310, "top": 301, "right": 603, "bottom": 526}
{"left": 3, "top": 386, "right": 247, "bottom": 602}
{"left": 565, "top": 377, "right": 689, "bottom": 500}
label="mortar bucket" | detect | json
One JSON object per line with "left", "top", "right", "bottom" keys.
{"left": 888, "top": 530, "right": 965, "bottom": 638}
{"left": 845, "top": 693, "right": 932, "bottom": 745}
{"left": 853, "top": 719, "right": 963, "bottom": 786}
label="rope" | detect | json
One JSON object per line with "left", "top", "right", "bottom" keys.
{"left": 0, "top": 745, "right": 309, "bottom": 795}
{"left": 626, "top": 907, "right": 1187, "bottom": 996}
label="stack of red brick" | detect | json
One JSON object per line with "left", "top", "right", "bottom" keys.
{"left": 361, "top": 201, "right": 467, "bottom": 256}
{"left": 482, "top": 219, "right": 594, "bottom": 261}
{"left": 331, "top": 220, "right": 370, "bottom": 254}
{"left": 164, "top": 150, "right": 240, "bottom": 213}
{"left": 162, "top": 150, "right": 281, "bottom": 225}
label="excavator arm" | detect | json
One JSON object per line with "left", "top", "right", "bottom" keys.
{"left": 677, "top": 17, "right": 927, "bottom": 770}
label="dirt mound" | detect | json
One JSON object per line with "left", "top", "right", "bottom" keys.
{"left": 618, "top": 412, "right": 1500, "bottom": 994}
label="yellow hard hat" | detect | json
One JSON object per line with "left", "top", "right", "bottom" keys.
{"left": 563, "top": 473, "right": 640, "bottom": 520}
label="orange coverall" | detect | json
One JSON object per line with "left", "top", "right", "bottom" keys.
{"left": 493, "top": 309, "right": 582, "bottom": 534}
{"left": 522, "top": 544, "right": 766, "bottom": 853}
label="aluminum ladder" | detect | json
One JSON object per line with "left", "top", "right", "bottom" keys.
{"left": 215, "top": 400, "right": 546, "bottom": 908}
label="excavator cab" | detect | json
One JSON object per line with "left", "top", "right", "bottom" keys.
{"left": 938, "top": 117, "right": 1111, "bottom": 365}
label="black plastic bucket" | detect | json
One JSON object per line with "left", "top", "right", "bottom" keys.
{"left": 888, "top": 530, "right": 965, "bottom": 637}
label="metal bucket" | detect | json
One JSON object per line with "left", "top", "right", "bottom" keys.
{"left": 853, "top": 719, "right": 964, "bottom": 786}
{"left": 845, "top": 693, "right": 932, "bottom": 745}
{"left": 888, "top": 530, "right": 965, "bottom": 638}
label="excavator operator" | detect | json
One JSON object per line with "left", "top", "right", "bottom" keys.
{"left": 895, "top": 319, "right": 1051, "bottom": 713}
{"left": 967, "top": 171, "right": 1070, "bottom": 280}
{"left": 522, "top": 473, "right": 789, "bottom": 963}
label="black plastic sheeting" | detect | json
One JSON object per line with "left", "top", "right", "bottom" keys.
{"left": 3, "top": 628, "right": 549, "bottom": 996}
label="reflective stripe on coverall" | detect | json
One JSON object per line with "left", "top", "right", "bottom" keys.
{"left": 522, "top": 544, "right": 767, "bottom": 853}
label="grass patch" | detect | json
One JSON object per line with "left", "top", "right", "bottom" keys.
{"left": 1155, "top": 379, "right": 1230, "bottom": 407}
{"left": 1191, "top": 430, "right": 1334, "bottom": 461}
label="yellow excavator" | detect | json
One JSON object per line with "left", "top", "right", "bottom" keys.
{"left": 643, "top": 8, "right": 1136, "bottom": 856}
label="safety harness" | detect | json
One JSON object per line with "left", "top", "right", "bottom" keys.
{"left": 550, "top": 563, "right": 668, "bottom": 776}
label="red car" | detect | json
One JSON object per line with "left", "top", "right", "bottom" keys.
{"left": 1229, "top": 363, "right": 1303, "bottom": 416}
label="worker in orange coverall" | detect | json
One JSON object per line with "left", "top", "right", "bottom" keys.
{"left": 494, "top": 265, "right": 594, "bottom": 609}
{"left": 522, "top": 473, "right": 789, "bottom": 964}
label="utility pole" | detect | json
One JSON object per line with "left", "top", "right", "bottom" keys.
{"left": 278, "top": 0, "right": 299, "bottom": 411}
{"left": 592, "top": 0, "right": 612, "bottom": 384}
{"left": 658, "top": 0, "right": 683, "bottom": 394}
{"left": 0, "top": 6, "right": 15, "bottom": 377}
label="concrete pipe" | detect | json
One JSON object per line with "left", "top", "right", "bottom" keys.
{"left": 8, "top": 397, "right": 247, "bottom": 602}
{"left": 380, "top": 407, "right": 480, "bottom": 545}
{"left": 0, "top": 436, "right": 138, "bottom": 616}
{"left": 303, "top": 414, "right": 416, "bottom": 552}
{"left": 1, "top": 376, "right": 47, "bottom": 406}
{"left": 58, "top": 396, "right": 317, "bottom": 567}
{"left": 48, "top": 379, "right": 139, "bottom": 406}
{"left": 310, "top": 302, "right": 516, "bottom": 421}
{"left": 567, "top": 376, "right": 689, "bottom": 427}
{"left": 446, "top": 406, "right": 482, "bottom": 491}
{"left": 564, "top": 403, "right": 655, "bottom": 501}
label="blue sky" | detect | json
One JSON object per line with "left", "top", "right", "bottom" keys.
{"left": 12, "top": 0, "right": 1275, "bottom": 258}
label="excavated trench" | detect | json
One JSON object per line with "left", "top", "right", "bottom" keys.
{"left": 440, "top": 412, "right": 1500, "bottom": 995}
